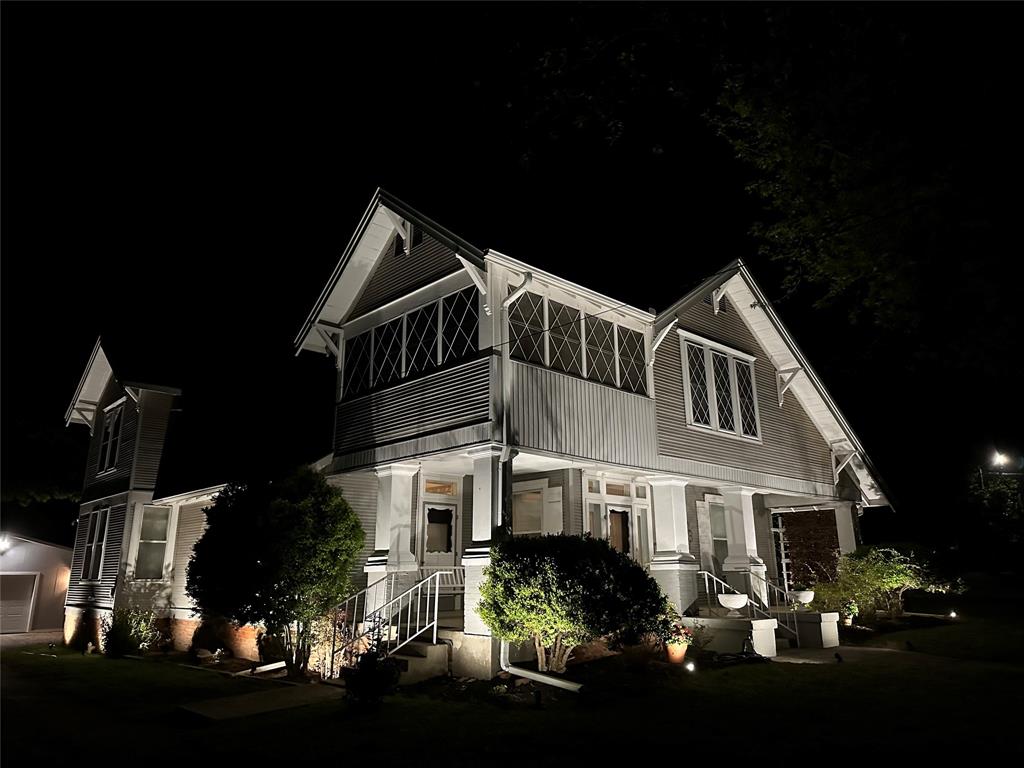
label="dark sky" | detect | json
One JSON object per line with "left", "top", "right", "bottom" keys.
{"left": 3, "top": 3, "right": 1022, "bottom": 552}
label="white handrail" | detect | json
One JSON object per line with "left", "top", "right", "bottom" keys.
{"left": 746, "top": 570, "right": 800, "bottom": 645}
{"left": 328, "top": 574, "right": 398, "bottom": 677}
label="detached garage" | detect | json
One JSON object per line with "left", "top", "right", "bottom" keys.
{"left": 0, "top": 533, "right": 72, "bottom": 633}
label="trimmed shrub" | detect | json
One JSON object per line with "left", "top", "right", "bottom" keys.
{"left": 478, "top": 534, "right": 669, "bottom": 673}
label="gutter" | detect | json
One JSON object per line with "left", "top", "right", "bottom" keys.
{"left": 499, "top": 640, "right": 583, "bottom": 693}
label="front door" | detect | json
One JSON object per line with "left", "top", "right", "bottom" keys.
{"left": 421, "top": 503, "right": 458, "bottom": 567}
{"left": 608, "top": 507, "right": 631, "bottom": 556}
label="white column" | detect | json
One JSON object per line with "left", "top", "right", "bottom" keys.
{"left": 374, "top": 463, "right": 419, "bottom": 573}
{"left": 719, "top": 486, "right": 767, "bottom": 601}
{"left": 648, "top": 477, "right": 699, "bottom": 615}
{"left": 467, "top": 445, "right": 503, "bottom": 544}
{"left": 834, "top": 502, "right": 857, "bottom": 554}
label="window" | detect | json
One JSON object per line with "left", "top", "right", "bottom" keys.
{"left": 709, "top": 500, "right": 729, "bottom": 568}
{"left": 134, "top": 506, "right": 170, "bottom": 579}
{"left": 512, "top": 490, "right": 544, "bottom": 536}
{"left": 424, "top": 506, "right": 454, "bottom": 554}
{"left": 682, "top": 334, "right": 760, "bottom": 439}
{"left": 506, "top": 285, "right": 650, "bottom": 395}
{"left": 98, "top": 407, "right": 123, "bottom": 473}
{"left": 342, "top": 286, "right": 479, "bottom": 399}
{"left": 80, "top": 508, "right": 108, "bottom": 580}
{"left": 424, "top": 478, "right": 457, "bottom": 496}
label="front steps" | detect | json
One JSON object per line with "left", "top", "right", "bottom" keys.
{"left": 391, "top": 639, "right": 449, "bottom": 684}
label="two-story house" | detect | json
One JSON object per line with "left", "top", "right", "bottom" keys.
{"left": 294, "top": 189, "right": 888, "bottom": 677}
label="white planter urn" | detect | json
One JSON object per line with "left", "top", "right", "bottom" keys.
{"left": 717, "top": 593, "right": 749, "bottom": 617}
{"left": 788, "top": 590, "right": 815, "bottom": 608}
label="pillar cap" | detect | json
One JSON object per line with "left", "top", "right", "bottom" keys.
{"left": 375, "top": 462, "right": 420, "bottom": 478}
{"left": 646, "top": 475, "right": 690, "bottom": 488}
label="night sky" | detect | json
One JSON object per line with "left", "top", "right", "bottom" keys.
{"left": 3, "top": 4, "right": 1022, "bottom": 559}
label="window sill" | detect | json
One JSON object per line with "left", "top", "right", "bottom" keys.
{"left": 129, "top": 578, "right": 170, "bottom": 584}
{"left": 685, "top": 422, "right": 763, "bottom": 445}
{"left": 95, "top": 468, "right": 118, "bottom": 478}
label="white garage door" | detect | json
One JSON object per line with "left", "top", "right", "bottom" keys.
{"left": 1, "top": 574, "right": 37, "bottom": 633}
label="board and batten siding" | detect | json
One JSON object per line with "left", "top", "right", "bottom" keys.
{"left": 508, "top": 362, "right": 657, "bottom": 469}
{"left": 327, "top": 471, "right": 379, "bottom": 595}
{"left": 334, "top": 357, "right": 491, "bottom": 456}
{"left": 349, "top": 232, "right": 463, "bottom": 320}
{"left": 654, "top": 298, "right": 833, "bottom": 486}
{"left": 131, "top": 391, "right": 174, "bottom": 491}
{"left": 66, "top": 500, "right": 128, "bottom": 609}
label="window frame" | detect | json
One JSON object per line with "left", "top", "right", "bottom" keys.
{"left": 581, "top": 473, "right": 652, "bottom": 565}
{"left": 131, "top": 504, "right": 174, "bottom": 581}
{"left": 418, "top": 474, "right": 461, "bottom": 564}
{"left": 79, "top": 507, "right": 110, "bottom": 582}
{"left": 679, "top": 330, "right": 761, "bottom": 442}
{"left": 97, "top": 399, "right": 126, "bottom": 475}
{"left": 511, "top": 479, "right": 548, "bottom": 537}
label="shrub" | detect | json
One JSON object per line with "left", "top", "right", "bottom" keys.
{"left": 101, "top": 608, "right": 161, "bottom": 658}
{"left": 478, "top": 534, "right": 668, "bottom": 673}
{"left": 811, "top": 547, "right": 950, "bottom": 620}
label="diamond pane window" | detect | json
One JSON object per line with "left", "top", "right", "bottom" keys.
{"left": 712, "top": 352, "right": 735, "bottom": 432}
{"left": 548, "top": 299, "right": 582, "bottom": 375}
{"left": 509, "top": 290, "right": 545, "bottom": 365}
{"left": 405, "top": 301, "right": 440, "bottom": 375}
{"left": 617, "top": 326, "right": 647, "bottom": 395}
{"left": 441, "top": 286, "right": 479, "bottom": 363}
{"left": 686, "top": 342, "right": 712, "bottom": 426}
{"left": 373, "top": 317, "right": 404, "bottom": 386}
{"left": 343, "top": 331, "right": 372, "bottom": 397}
{"left": 736, "top": 361, "right": 758, "bottom": 437}
{"left": 585, "top": 315, "right": 616, "bottom": 385}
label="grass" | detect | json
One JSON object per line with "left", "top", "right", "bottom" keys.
{"left": 4, "top": 622, "right": 1024, "bottom": 764}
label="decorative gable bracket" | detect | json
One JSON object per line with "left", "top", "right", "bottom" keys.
{"left": 455, "top": 255, "right": 492, "bottom": 316}
{"left": 315, "top": 323, "right": 344, "bottom": 370}
{"left": 776, "top": 366, "right": 803, "bottom": 407}
{"left": 832, "top": 448, "right": 859, "bottom": 485}
{"left": 648, "top": 318, "right": 678, "bottom": 367}
{"left": 712, "top": 286, "right": 727, "bottom": 315}
{"left": 382, "top": 206, "right": 413, "bottom": 254}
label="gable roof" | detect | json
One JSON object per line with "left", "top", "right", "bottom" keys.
{"left": 657, "top": 260, "right": 890, "bottom": 508}
{"left": 294, "top": 188, "right": 486, "bottom": 355}
{"left": 65, "top": 336, "right": 182, "bottom": 429}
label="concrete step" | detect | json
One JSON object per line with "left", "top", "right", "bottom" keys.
{"left": 391, "top": 640, "right": 448, "bottom": 685}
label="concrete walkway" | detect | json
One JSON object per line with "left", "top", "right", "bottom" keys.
{"left": 180, "top": 682, "right": 345, "bottom": 721}
{"left": 774, "top": 644, "right": 941, "bottom": 666}
{"left": 0, "top": 630, "right": 63, "bottom": 650}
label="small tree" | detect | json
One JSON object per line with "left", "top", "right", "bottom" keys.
{"left": 478, "top": 534, "right": 668, "bottom": 674}
{"left": 186, "top": 467, "right": 364, "bottom": 677}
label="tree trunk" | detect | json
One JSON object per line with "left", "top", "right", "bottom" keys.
{"left": 534, "top": 634, "right": 547, "bottom": 672}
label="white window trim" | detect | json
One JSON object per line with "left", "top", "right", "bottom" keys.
{"left": 679, "top": 331, "right": 762, "bottom": 443}
{"left": 79, "top": 507, "right": 111, "bottom": 583}
{"left": 97, "top": 402, "right": 126, "bottom": 476}
{"left": 511, "top": 478, "right": 549, "bottom": 536}
{"left": 128, "top": 503, "right": 178, "bottom": 582}
{"left": 419, "top": 474, "right": 461, "bottom": 564}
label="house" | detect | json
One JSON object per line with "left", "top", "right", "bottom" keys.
{"left": 0, "top": 533, "right": 72, "bottom": 633}
{"left": 295, "top": 189, "right": 888, "bottom": 677}
{"left": 61, "top": 338, "right": 257, "bottom": 657}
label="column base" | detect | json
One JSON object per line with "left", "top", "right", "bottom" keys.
{"left": 649, "top": 555, "right": 700, "bottom": 614}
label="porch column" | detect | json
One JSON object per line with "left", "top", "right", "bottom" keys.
{"left": 456, "top": 445, "right": 507, "bottom": 679}
{"left": 648, "top": 477, "right": 699, "bottom": 615}
{"left": 719, "top": 486, "right": 768, "bottom": 602}
{"left": 375, "top": 463, "right": 419, "bottom": 573}
{"left": 834, "top": 502, "right": 857, "bottom": 554}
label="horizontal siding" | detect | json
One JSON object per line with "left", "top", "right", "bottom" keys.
{"left": 83, "top": 379, "right": 137, "bottom": 502}
{"left": 334, "top": 357, "right": 491, "bottom": 455}
{"left": 509, "top": 362, "right": 657, "bottom": 469}
{"left": 66, "top": 500, "right": 127, "bottom": 609}
{"left": 170, "top": 502, "right": 209, "bottom": 611}
{"left": 327, "top": 471, "right": 378, "bottom": 596}
{"left": 131, "top": 391, "right": 173, "bottom": 490}
{"left": 654, "top": 296, "right": 833, "bottom": 486}
{"left": 350, "top": 232, "right": 462, "bottom": 319}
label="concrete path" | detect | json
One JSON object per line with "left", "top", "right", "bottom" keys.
{"left": 180, "top": 682, "right": 345, "bottom": 721}
{"left": 0, "top": 630, "right": 63, "bottom": 651}
{"left": 774, "top": 644, "right": 938, "bottom": 666}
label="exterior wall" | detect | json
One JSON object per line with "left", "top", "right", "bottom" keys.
{"left": 169, "top": 501, "right": 207, "bottom": 611}
{"left": 334, "top": 357, "right": 491, "bottom": 459}
{"left": 82, "top": 379, "right": 137, "bottom": 502}
{"left": 0, "top": 538, "right": 72, "bottom": 630}
{"left": 781, "top": 509, "right": 841, "bottom": 585}
{"left": 326, "top": 470, "right": 379, "bottom": 595}
{"left": 512, "top": 469, "right": 579, "bottom": 534}
{"left": 66, "top": 494, "right": 132, "bottom": 611}
{"left": 508, "top": 362, "right": 657, "bottom": 469}
{"left": 654, "top": 298, "right": 834, "bottom": 486}
{"left": 349, "top": 232, "right": 462, "bottom": 319}
{"left": 130, "top": 390, "right": 174, "bottom": 491}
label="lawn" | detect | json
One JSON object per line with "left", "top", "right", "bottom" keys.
{"left": 4, "top": 626, "right": 1023, "bottom": 765}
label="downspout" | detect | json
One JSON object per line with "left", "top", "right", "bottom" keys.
{"left": 499, "top": 639, "right": 583, "bottom": 693}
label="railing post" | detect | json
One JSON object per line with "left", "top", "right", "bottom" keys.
{"left": 432, "top": 573, "right": 440, "bottom": 645}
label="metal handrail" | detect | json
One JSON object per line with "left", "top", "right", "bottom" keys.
{"left": 330, "top": 570, "right": 450, "bottom": 677}
{"left": 696, "top": 570, "right": 760, "bottom": 621}
{"left": 745, "top": 570, "right": 800, "bottom": 644}
{"left": 328, "top": 574, "right": 397, "bottom": 678}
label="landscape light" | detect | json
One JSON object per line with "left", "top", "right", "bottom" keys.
{"left": 685, "top": 661, "right": 696, "bottom": 672}
{"left": 993, "top": 451, "right": 1008, "bottom": 467}
{"left": 949, "top": 611, "right": 958, "bottom": 619}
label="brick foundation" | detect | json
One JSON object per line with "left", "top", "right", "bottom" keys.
{"left": 168, "top": 617, "right": 260, "bottom": 661}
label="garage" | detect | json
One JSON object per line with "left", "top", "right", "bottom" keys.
{"left": 1, "top": 574, "right": 38, "bottom": 633}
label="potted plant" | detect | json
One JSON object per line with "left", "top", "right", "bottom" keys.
{"left": 665, "top": 623, "right": 694, "bottom": 663}
{"left": 841, "top": 599, "right": 859, "bottom": 627}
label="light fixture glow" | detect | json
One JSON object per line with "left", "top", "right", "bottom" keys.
{"left": 0, "top": 535, "right": 11, "bottom": 554}
{"left": 993, "top": 451, "right": 1008, "bottom": 467}
{"left": 949, "top": 611, "right": 957, "bottom": 619}
{"left": 684, "top": 661, "right": 696, "bottom": 672}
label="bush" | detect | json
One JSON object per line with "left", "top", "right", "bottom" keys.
{"left": 101, "top": 608, "right": 161, "bottom": 658}
{"left": 811, "top": 547, "right": 951, "bottom": 621}
{"left": 478, "top": 534, "right": 668, "bottom": 673}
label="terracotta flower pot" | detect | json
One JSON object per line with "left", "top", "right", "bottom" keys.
{"left": 666, "top": 643, "right": 688, "bottom": 664}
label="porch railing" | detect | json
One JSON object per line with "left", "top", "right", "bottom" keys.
{"left": 328, "top": 573, "right": 398, "bottom": 676}
{"left": 418, "top": 565, "right": 465, "bottom": 594}
{"left": 745, "top": 570, "right": 800, "bottom": 645}
{"left": 696, "top": 570, "right": 764, "bottom": 621}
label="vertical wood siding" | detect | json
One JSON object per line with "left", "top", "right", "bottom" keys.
{"left": 349, "top": 233, "right": 462, "bottom": 319}
{"left": 327, "top": 471, "right": 379, "bottom": 595}
{"left": 509, "top": 362, "right": 657, "bottom": 468}
{"left": 131, "top": 391, "right": 174, "bottom": 490}
{"left": 334, "top": 358, "right": 491, "bottom": 455}
{"left": 654, "top": 298, "right": 833, "bottom": 485}
{"left": 65, "top": 500, "right": 128, "bottom": 609}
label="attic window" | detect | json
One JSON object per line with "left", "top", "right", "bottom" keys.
{"left": 681, "top": 332, "right": 759, "bottom": 439}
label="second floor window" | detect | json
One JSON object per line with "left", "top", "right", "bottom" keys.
{"left": 683, "top": 335, "right": 760, "bottom": 439}
{"left": 80, "top": 507, "right": 108, "bottom": 580}
{"left": 98, "top": 406, "right": 122, "bottom": 473}
{"left": 343, "top": 285, "right": 479, "bottom": 399}
{"left": 509, "top": 290, "right": 648, "bottom": 395}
